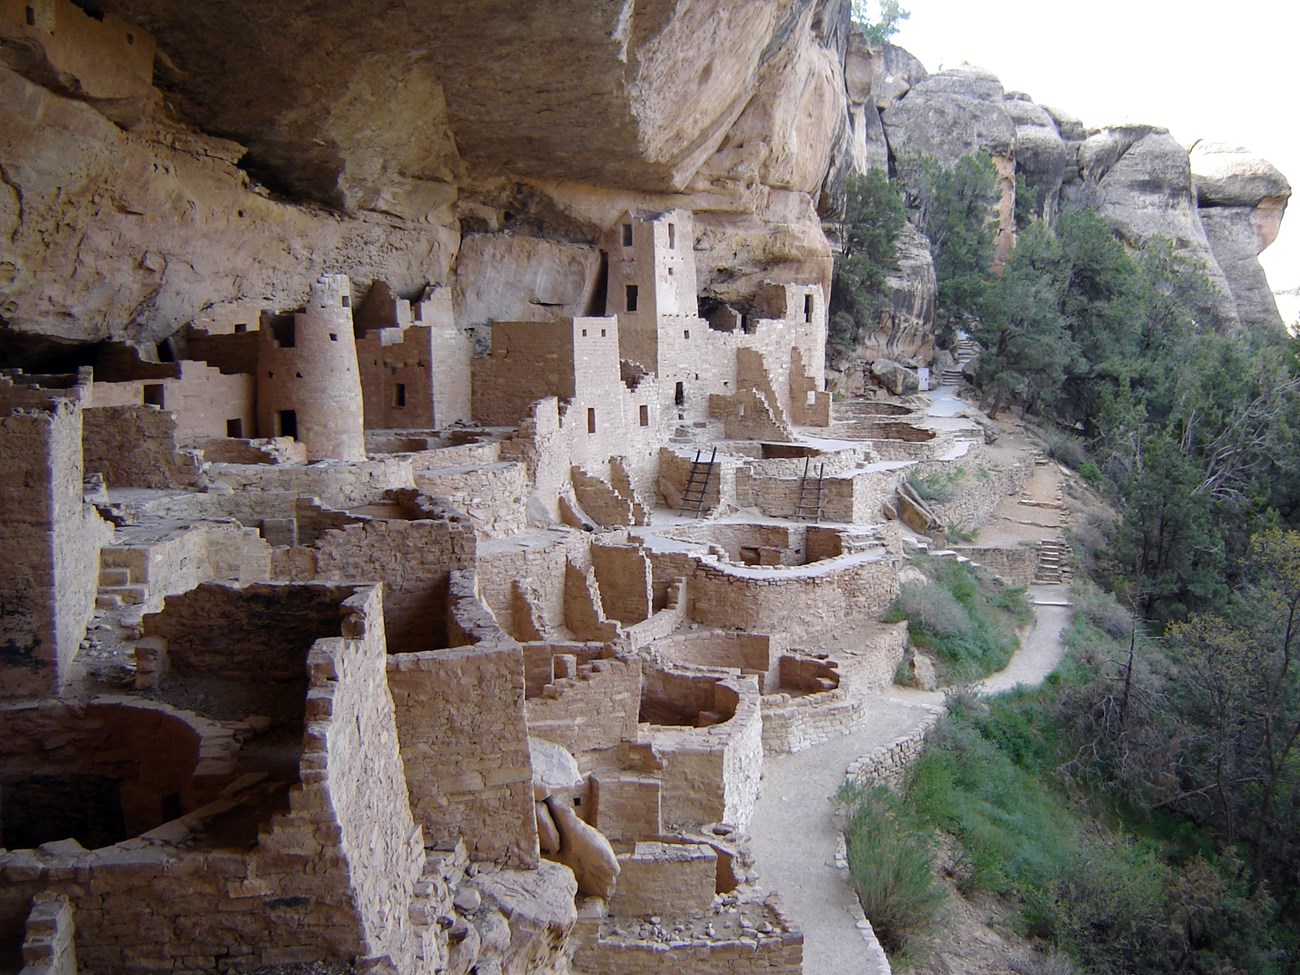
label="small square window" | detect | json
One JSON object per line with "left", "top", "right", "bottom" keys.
{"left": 581, "top": 328, "right": 588, "bottom": 337}
{"left": 226, "top": 418, "right": 244, "bottom": 437}
{"left": 329, "top": 333, "right": 338, "bottom": 342}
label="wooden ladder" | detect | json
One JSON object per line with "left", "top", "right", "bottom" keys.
{"left": 796, "top": 458, "right": 825, "bottom": 521}
{"left": 679, "top": 448, "right": 717, "bottom": 518}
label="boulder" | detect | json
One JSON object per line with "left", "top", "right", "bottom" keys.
{"left": 535, "top": 801, "right": 562, "bottom": 856}
{"left": 529, "top": 737, "right": 583, "bottom": 801}
{"left": 882, "top": 66, "right": 1016, "bottom": 168}
{"left": 453, "top": 234, "right": 603, "bottom": 328}
{"left": 882, "top": 66, "right": 1017, "bottom": 266}
{"left": 871, "top": 357, "right": 921, "bottom": 396}
{"left": 872, "top": 42, "right": 928, "bottom": 108}
{"left": 544, "top": 796, "right": 621, "bottom": 900}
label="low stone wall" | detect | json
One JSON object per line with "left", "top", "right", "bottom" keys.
{"left": 525, "top": 651, "right": 641, "bottom": 760}
{"left": 761, "top": 687, "right": 866, "bottom": 755}
{"left": 572, "top": 923, "right": 802, "bottom": 975}
{"left": 682, "top": 552, "right": 900, "bottom": 641}
{"left": 923, "top": 450, "right": 1037, "bottom": 532}
{"left": 204, "top": 455, "right": 415, "bottom": 520}
{"left": 415, "top": 460, "right": 528, "bottom": 538}
{"left": 951, "top": 545, "right": 1038, "bottom": 586}
{"left": 844, "top": 709, "right": 943, "bottom": 790}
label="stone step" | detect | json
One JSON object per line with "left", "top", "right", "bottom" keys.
{"left": 100, "top": 584, "right": 148, "bottom": 605}
{"left": 99, "top": 566, "right": 131, "bottom": 587}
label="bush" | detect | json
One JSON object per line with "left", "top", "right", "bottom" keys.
{"left": 1043, "top": 429, "right": 1087, "bottom": 468}
{"left": 887, "top": 560, "right": 1030, "bottom": 682}
{"left": 1070, "top": 578, "right": 1133, "bottom": 639}
{"left": 837, "top": 782, "right": 946, "bottom": 963}
{"left": 907, "top": 470, "right": 957, "bottom": 502}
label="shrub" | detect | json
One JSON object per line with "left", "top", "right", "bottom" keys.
{"left": 837, "top": 782, "right": 946, "bottom": 963}
{"left": 1042, "top": 430, "right": 1087, "bottom": 468}
{"left": 907, "top": 471, "right": 956, "bottom": 502}
{"left": 887, "top": 560, "right": 1029, "bottom": 682}
{"left": 1070, "top": 578, "right": 1133, "bottom": 640}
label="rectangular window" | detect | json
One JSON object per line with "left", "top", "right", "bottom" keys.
{"left": 674, "top": 382, "right": 685, "bottom": 407}
{"left": 234, "top": 323, "right": 248, "bottom": 334}
{"left": 626, "top": 284, "right": 639, "bottom": 313}
{"left": 587, "top": 408, "right": 596, "bottom": 434}
{"left": 142, "top": 384, "right": 164, "bottom": 407}
{"left": 226, "top": 418, "right": 244, "bottom": 437}
{"left": 639, "top": 404, "right": 649, "bottom": 427}
{"left": 393, "top": 383, "right": 407, "bottom": 408}
{"left": 622, "top": 224, "right": 633, "bottom": 247}
{"left": 271, "top": 316, "right": 296, "bottom": 348}
{"left": 804, "top": 294, "right": 813, "bottom": 323}
{"left": 668, "top": 223, "right": 676, "bottom": 249}
{"left": 277, "top": 409, "right": 298, "bottom": 439}
{"left": 25, "top": 6, "right": 35, "bottom": 26}
{"left": 683, "top": 329, "right": 690, "bottom": 339}
{"left": 341, "top": 295, "right": 350, "bottom": 308}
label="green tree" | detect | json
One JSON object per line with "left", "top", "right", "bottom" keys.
{"left": 1168, "top": 530, "right": 1300, "bottom": 898}
{"left": 902, "top": 152, "right": 999, "bottom": 342}
{"left": 851, "top": 0, "right": 910, "bottom": 45}
{"left": 829, "top": 168, "right": 907, "bottom": 350}
{"left": 972, "top": 220, "right": 1072, "bottom": 417}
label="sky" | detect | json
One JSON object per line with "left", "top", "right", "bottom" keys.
{"left": 886, "top": 0, "right": 1300, "bottom": 323}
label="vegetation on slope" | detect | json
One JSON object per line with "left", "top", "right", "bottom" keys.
{"left": 885, "top": 557, "right": 1030, "bottom": 683}
{"left": 834, "top": 153, "right": 1300, "bottom": 970}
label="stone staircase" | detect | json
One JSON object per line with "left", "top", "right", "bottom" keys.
{"left": 1033, "top": 539, "right": 1071, "bottom": 585}
{"left": 940, "top": 336, "right": 980, "bottom": 386}
{"left": 96, "top": 549, "right": 150, "bottom": 609}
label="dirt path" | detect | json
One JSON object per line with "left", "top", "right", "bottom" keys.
{"left": 749, "top": 586, "right": 1072, "bottom": 975}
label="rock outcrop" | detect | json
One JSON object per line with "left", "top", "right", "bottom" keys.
{"left": 881, "top": 66, "right": 1017, "bottom": 265}
{"left": 1189, "top": 141, "right": 1293, "bottom": 331}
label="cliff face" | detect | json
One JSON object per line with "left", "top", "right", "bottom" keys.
{"left": 865, "top": 47, "right": 1290, "bottom": 341}
{"left": 0, "top": 0, "right": 854, "bottom": 361}
{"left": 0, "top": 2, "right": 1290, "bottom": 367}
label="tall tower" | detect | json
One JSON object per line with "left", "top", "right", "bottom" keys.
{"left": 257, "top": 274, "right": 367, "bottom": 462}
{"left": 0, "top": 368, "right": 109, "bottom": 699}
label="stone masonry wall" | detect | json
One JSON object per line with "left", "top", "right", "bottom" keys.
{"left": 82, "top": 406, "right": 203, "bottom": 489}
{"left": 525, "top": 653, "right": 641, "bottom": 761}
{"left": 274, "top": 512, "right": 476, "bottom": 652}
{"left": 0, "top": 370, "right": 109, "bottom": 700}
{"left": 951, "top": 545, "right": 1038, "bottom": 586}
{"left": 387, "top": 642, "right": 538, "bottom": 868}
{"left": 0, "top": 586, "right": 429, "bottom": 975}
{"left": 922, "top": 449, "right": 1037, "bottom": 532}
{"left": 415, "top": 462, "right": 528, "bottom": 538}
